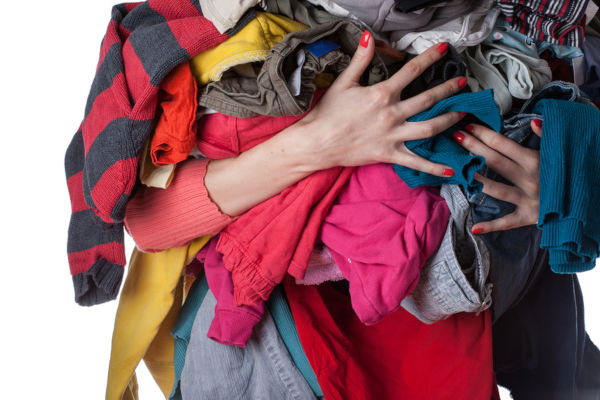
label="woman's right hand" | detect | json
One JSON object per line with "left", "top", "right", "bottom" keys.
{"left": 295, "top": 31, "right": 468, "bottom": 177}
{"left": 206, "top": 32, "right": 468, "bottom": 216}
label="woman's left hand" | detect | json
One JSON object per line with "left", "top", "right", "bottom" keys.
{"left": 452, "top": 119, "right": 543, "bottom": 234}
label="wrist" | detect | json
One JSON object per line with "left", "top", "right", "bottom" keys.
{"left": 274, "top": 119, "right": 329, "bottom": 174}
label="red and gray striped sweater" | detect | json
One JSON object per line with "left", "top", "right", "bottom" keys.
{"left": 65, "top": 0, "right": 253, "bottom": 306}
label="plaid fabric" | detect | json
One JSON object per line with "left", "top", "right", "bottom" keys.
{"left": 497, "top": 0, "right": 590, "bottom": 47}
{"left": 65, "top": 0, "right": 255, "bottom": 306}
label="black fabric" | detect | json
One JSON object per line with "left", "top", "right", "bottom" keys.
{"left": 394, "top": 0, "right": 450, "bottom": 13}
{"left": 493, "top": 264, "right": 600, "bottom": 399}
{"left": 399, "top": 44, "right": 468, "bottom": 99}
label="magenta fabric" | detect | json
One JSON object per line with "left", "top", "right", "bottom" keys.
{"left": 198, "top": 237, "right": 264, "bottom": 348}
{"left": 320, "top": 163, "right": 450, "bottom": 325}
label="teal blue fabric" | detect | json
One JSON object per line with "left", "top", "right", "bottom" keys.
{"left": 169, "top": 275, "right": 210, "bottom": 400}
{"left": 534, "top": 99, "right": 600, "bottom": 273}
{"left": 267, "top": 286, "right": 323, "bottom": 398}
{"left": 394, "top": 89, "right": 502, "bottom": 195}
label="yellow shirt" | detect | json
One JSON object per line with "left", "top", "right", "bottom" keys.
{"left": 106, "top": 236, "right": 210, "bottom": 400}
{"left": 190, "top": 12, "right": 307, "bottom": 85}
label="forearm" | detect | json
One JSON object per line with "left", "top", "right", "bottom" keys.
{"left": 124, "top": 122, "right": 322, "bottom": 251}
{"left": 205, "top": 119, "right": 321, "bottom": 216}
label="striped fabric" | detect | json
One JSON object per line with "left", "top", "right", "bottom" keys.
{"left": 65, "top": 0, "right": 254, "bottom": 306}
{"left": 497, "top": 0, "right": 590, "bottom": 48}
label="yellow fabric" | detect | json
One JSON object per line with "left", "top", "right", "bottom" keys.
{"left": 106, "top": 236, "right": 210, "bottom": 400}
{"left": 189, "top": 12, "right": 307, "bottom": 85}
{"left": 143, "top": 276, "right": 184, "bottom": 397}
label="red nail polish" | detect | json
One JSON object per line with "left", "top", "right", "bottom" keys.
{"left": 437, "top": 42, "right": 448, "bottom": 54}
{"left": 533, "top": 118, "right": 542, "bottom": 128}
{"left": 464, "top": 124, "right": 474, "bottom": 134}
{"left": 472, "top": 227, "right": 483, "bottom": 234}
{"left": 443, "top": 168, "right": 455, "bottom": 177}
{"left": 360, "top": 30, "right": 370, "bottom": 48}
{"left": 459, "top": 112, "right": 467, "bottom": 118}
{"left": 458, "top": 77, "right": 468, "bottom": 89}
{"left": 453, "top": 131, "right": 465, "bottom": 143}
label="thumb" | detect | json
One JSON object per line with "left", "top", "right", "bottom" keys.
{"left": 335, "top": 30, "right": 375, "bottom": 88}
{"left": 531, "top": 118, "right": 542, "bottom": 138}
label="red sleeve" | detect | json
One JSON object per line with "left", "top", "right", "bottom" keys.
{"left": 124, "top": 158, "right": 235, "bottom": 252}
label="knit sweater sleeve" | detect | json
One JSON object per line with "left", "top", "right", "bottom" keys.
{"left": 124, "top": 158, "right": 235, "bottom": 252}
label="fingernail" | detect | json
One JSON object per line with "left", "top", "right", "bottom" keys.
{"left": 453, "top": 131, "right": 465, "bottom": 143}
{"left": 459, "top": 112, "right": 467, "bottom": 118}
{"left": 533, "top": 118, "right": 542, "bottom": 128}
{"left": 472, "top": 227, "right": 483, "bottom": 234}
{"left": 458, "top": 77, "right": 468, "bottom": 89}
{"left": 437, "top": 42, "right": 448, "bottom": 54}
{"left": 360, "top": 30, "right": 370, "bottom": 48}
{"left": 443, "top": 168, "right": 455, "bottom": 177}
{"left": 464, "top": 124, "right": 474, "bottom": 134}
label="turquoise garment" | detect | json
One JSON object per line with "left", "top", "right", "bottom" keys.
{"left": 534, "top": 99, "right": 600, "bottom": 273}
{"left": 267, "top": 286, "right": 323, "bottom": 398}
{"left": 394, "top": 89, "right": 502, "bottom": 195}
{"left": 169, "top": 275, "right": 210, "bottom": 400}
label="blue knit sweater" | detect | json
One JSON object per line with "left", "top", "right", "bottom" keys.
{"left": 394, "top": 89, "right": 502, "bottom": 194}
{"left": 534, "top": 99, "right": 600, "bottom": 273}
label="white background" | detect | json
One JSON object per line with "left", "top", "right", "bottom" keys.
{"left": 1, "top": 1, "right": 598, "bottom": 399}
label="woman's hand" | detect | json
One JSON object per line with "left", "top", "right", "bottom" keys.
{"left": 295, "top": 31, "right": 468, "bottom": 178}
{"left": 207, "top": 33, "right": 469, "bottom": 216}
{"left": 452, "top": 120, "right": 543, "bottom": 234}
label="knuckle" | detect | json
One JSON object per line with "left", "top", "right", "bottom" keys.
{"left": 370, "top": 86, "right": 393, "bottom": 106}
{"left": 487, "top": 135, "right": 503, "bottom": 150}
{"left": 421, "top": 124, "right": 436, "bottom": 137}
{"left": 377, "top": 108, "right": 396, "bottom": 127}
{"left": 421, "top": 93, "right": 436, "bottom": 108}
{"left": 403, "top": 61, "right": 422, "bottom": 77}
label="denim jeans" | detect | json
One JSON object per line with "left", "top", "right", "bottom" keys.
{"left": 401, "top": 184, "right": 492, "bottom": 324}
{"left": 494, "top": 266, "right": 600, "bottom": 399}
{"left": 181, "top": 290, "right": 316, "bottom": 400}
{"left": 470, "top": 81, "right": 600, "bottom": 399}
{"left": 468, "top": 81, "right": 593, "bottom": 321}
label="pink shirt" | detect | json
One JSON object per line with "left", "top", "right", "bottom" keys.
{"left": 320, "top": 163, "right": 450, "bottom": 325}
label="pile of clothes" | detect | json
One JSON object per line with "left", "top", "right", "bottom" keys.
{"left": 64, "top": 0, "right": 600, "bottom": 398}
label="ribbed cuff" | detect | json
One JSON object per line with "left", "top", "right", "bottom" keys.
{"left": 207, "top": 307, "right": 262, "bottom": 348}
{"left": 72, "top": 260, "right": 123, "bottom": 306}
{"left": 124, "top": 158, "right": 235, "bottom": 252}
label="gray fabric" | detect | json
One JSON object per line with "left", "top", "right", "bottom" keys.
{"left": 331, "top": 0, "right": 478, "bottom": 42}
{"left": 462, "top": 41, "right": 552, "bottom": 114}
{"left": 401, "top": 184, "right": 492, "bottom": 324}
{"left": 391, "top": 0, "right": 500, "bottom": 54}
{"left": 180, "top": 290, "right": 316, "bottom": 400}
{"left": 199, "top": 20, "right": 388, "bottom": 118}
{"left": 261, "top": 0, "right": 342, "bottom": 28}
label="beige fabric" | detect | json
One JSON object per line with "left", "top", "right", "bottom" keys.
{"left": 200, "top": 0, "right": 260, "bottom": 33}
{"left": 139, "top": 139, "right": 175, "bottom": 189}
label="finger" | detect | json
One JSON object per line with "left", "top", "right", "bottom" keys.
{"left": 474, "top": 173, "right": 522, "bottom": 205}
{"left": 383, "top": 42, "right": 451, "bottom": 92}
{"left": 335, "top": 30, "right": 375, "bottom": 88}
{"left": 396, "top": 76, "right": 468, "bottom": 119}
{"left": 454, "top": 129, "right": 527, "bottom": 188}
{"left": 472, "top": 212, "right": 533, "bottom": 234}
{"left": 395, "top": 143, "right": 455, "bottom": 178}
{"left": 399, "top": 111, "right": 465, "bottom": 141}
{"left": 531, "top": 118, "right": 542, "bottom": 137}
{"left": 463, "top": 123, "right": 538, "bottom": 164}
